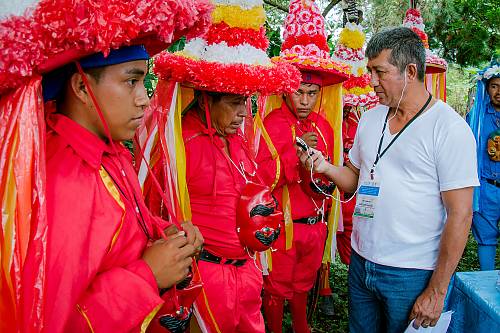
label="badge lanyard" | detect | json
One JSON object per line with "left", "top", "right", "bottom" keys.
{"left": 370, "top": 93, "right": 432, "bottom": 179}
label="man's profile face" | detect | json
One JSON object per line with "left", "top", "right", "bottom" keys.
{"left": 367, "top": 49, "right": 406, "bottom": 108}
{"left": 487, "top": 77, "right": 500, "bottom": 110}
{"left": 86, "top": 60, "right": 150, "bottom": 141}
{"left": 208, "top": 94, "right": 247, "bottom": 135}
{"left": 285, "top": 82, "right": 321, "bottom": 120}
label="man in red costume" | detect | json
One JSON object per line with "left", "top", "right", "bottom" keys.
{"left": 43, "top": 45, "right": 204, "bottom": 333}
{"left": 180, "top": 91, "right": 267, "bottom": 332}
{"left": 257, "top": 72, "right": 334, "bottom": 333}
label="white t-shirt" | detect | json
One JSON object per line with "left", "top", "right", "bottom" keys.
{"left": 349, "top": 100, "right": 479, "bottom": 270}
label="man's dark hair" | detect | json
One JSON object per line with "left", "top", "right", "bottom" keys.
{"left": 366, "top": 27, "right": 426, "bottom": 82}
{"left": 43, "top": 63, "right": 105, "bottom": 106}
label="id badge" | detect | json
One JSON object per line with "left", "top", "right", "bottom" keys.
{"left": 353, "top": 179, "right": 380, "bottom": 219}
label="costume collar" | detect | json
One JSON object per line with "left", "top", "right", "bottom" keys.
{"left": 47, "top": 113, "right": 114, "bottom": 169}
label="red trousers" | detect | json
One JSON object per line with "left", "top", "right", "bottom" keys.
{"left": 194, "top": 259, "right": 264, "bottom": 332}
{"left": 337, "top": 197, "right": 355, "bottom": 265}
{"left": 264, "top": 222, "right": 327, "bottom": 298}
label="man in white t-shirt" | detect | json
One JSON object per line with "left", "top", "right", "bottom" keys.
{"left": 297, "top": 27, "right": 479, "bottom": 333}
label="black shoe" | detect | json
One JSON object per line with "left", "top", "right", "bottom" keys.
{"left": 319, "top": 295, "right": 335, "bottom": 317}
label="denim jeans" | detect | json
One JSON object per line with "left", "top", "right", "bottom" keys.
{"left": 348, "top": 251, "right": 434, "bottom": 333}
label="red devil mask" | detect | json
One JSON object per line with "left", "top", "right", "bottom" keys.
{"left": 236, "top": 181, "right": 282, "bottom": 252}
{"left": 299, "top": 165, "right": 336, "bottom": 200}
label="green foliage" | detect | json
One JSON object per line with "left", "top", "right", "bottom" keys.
{"left": 427, "top": 0, "right": 499, "bottom": 67}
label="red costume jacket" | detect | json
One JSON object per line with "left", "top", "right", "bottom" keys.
{"left": 256, "top": 103, "right": 335, "bottom": 221}
{"left": 183, "top": 111, "right": 256, "bottom": 259}
{"left": 44, "top": 114, "right": 167, "bottom": 332}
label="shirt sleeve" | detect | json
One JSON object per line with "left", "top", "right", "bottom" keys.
{"left": 435, "top": 119, "right": 480, "bottom": 191}
{"left": 348, "top": 118, "right": 362, "bottom": 170}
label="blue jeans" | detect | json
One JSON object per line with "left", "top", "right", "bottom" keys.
{"left": 348, "top": 251, "right": 434, "bottom": 333}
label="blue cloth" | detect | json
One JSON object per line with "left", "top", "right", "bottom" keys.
{"left": 348, "top": 251, "right": 441, "bottom": 333}
{"left": 448, "top": 271, "right": 500, "bottom": 333}
{"left": 472, "top": 178, "right": 500, "bottom": 247}
{"left": 478, "top": 104, "right": 500, "bottom": 180}
{"left": 42, "top": 45, "right": 149, "bottom": 101}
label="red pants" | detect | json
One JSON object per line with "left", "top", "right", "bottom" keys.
{"left": 337, "top": 197, "right": 355, "bottom": 265}
{"left": 264, "top": 222, "right": 327, "bottom": 299}
{"left": 194, "top": 259, "right": 264, "bottom": 332}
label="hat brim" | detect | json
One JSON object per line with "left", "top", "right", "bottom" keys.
{"left": 273, "top": 55, "right": 350, "bottom": 86}
{"left": 425, "top": 62, "right": 447, "bottom": 74}
{"left": 154, "top": 52, "right": 301, "bottom": 96}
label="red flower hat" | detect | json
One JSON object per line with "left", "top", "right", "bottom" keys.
{"left": 403, "top": 8, "right": 447, "bottom": 74}
{"left": 332, "top": 22, "right": 378, "bottom": 109}
{"left": 274, "top": 0, "right": 349, "bottom": 86}
{"left": 0, "top": 0, "right": 214, "bottom": 95}
{"left": 153, "top": 0, "right": 301, "bottom": 96}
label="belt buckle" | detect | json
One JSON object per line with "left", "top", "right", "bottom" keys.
{"left": 307, "top": 217, "right": 317, "bottom": 225}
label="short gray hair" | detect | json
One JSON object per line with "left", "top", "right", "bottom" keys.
{"left": 366, "top": 27, "right": 426, "bottom": 81}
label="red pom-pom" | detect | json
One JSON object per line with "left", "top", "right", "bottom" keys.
{"left": 205, "top": 23, "right": 269, "bottom": 51}
{"left": 281, "top": 34, "right": 329, "bottom": 53}
{"left": 154, "top": 53, "right": 302, "bottom": 95}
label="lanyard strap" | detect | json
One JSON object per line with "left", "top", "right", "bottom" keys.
{"left": 371, "top": 93, "right": 432, "bottom": 177}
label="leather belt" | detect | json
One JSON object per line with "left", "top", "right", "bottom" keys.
{"left": 485, "top": 178, "right": 500, "bottom": 188}
{"left": 293, "top": 215, "right": 323, "bottom": 225}
{"left": 199, "top": 249, "right": 247, "bottom": 267}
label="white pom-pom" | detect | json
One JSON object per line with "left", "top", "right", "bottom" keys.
{"left": 0, "top": 0, "right": 38, "bottom": 19}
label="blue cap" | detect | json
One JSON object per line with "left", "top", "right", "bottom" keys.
{"left": 42, "top": 45, "right": 149, "bottom": 101}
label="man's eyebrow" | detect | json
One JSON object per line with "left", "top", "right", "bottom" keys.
{"left": 125, "top": 68, "right": 146, "bottom": 75}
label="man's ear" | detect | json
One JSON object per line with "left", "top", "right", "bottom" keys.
{"left": 69, "top": 72, "right": 89, "bottom": 104}
{"left": 406, "top": 63, "right": 418, "bottom": 82}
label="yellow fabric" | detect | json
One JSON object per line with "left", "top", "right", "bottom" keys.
{"left": 212, "top": 4, "right": 265, "bottom": 30}
{"left": 76, "top": 304, "right": 95, "bottom": 333}
{"left": 254, "top": 112, "right": 281, "bottom": 190}
{"left": 1, "top": 130, "right": 18, "bottom": 311}
{"left": 317, "top": 84, "right": 343, "bottom": 263}
{"left": 175, "top": 85, "right": 192, "bottom": 221}
{"left": 282, "top": 185, "right": 293, "bottom": 251}
{"left": 140, "top": 303, "right": 163, "bottom": 333}
{"left": 98, "top": 167, "right": 126, "bottom": 253}
{"left": 439, "top": 72, "right": 447, "bottom": 102}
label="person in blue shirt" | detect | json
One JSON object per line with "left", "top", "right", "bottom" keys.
{"left": 467, "top": 59, "right": 500, "bottom": 270}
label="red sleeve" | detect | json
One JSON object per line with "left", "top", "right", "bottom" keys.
{"left": 44, "top": 151, "right": 163, "bottom": 333}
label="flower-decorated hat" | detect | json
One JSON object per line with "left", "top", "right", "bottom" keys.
{"left": 476, "top": 58, "right": 500, "bottom": 82}
{"left": 0, "top": 0, "right": 213, "bottom": 95}
{"left": 153, "top": 0, "right": 301, "bottom": 96}
{"left": 275, "top": 0, "right": 350, "bottom": 87}
{"left": 403, "top": 8, "right": 447, "bottom": 74}
{"left": 332, "top": 21, "right": 378, "bottom": 108}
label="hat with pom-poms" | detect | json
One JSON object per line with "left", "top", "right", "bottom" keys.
{"left": 0, "top": 0, "right": 214, "bottom": 95}
{"left": 403, "top": 8, "right": 447, "bottom": 74}
{"left": 332, "top": 21, "right": 378, "bottom": 109}
{"left": 153, "top": 0, "right": 301, "bottom": 96}
{"left": 274, "top": 0, "right": 349, "bottom": 86}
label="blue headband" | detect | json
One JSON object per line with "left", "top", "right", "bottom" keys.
{"left": 42, "top": 45, "right": 150, "bottom": 101}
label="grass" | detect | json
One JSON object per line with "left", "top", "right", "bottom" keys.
{"left": 278, "top": 233, "right": 498, "bottom": 333}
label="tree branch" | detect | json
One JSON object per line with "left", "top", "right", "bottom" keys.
{"left": 322, "top": 0, "right": 342, "bottom": 17}
{"left": 263, "top": 0, "right": 289, "bottom": 12}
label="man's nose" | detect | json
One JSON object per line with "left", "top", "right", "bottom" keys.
{"left": 369, "top": 73, "right": 378, "bottom": 87}
{"left": 136, "top": 85, "right": 150, "bottom": 108}
{"left": 300, "top": 94, "right": 310, "bottom": 105}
